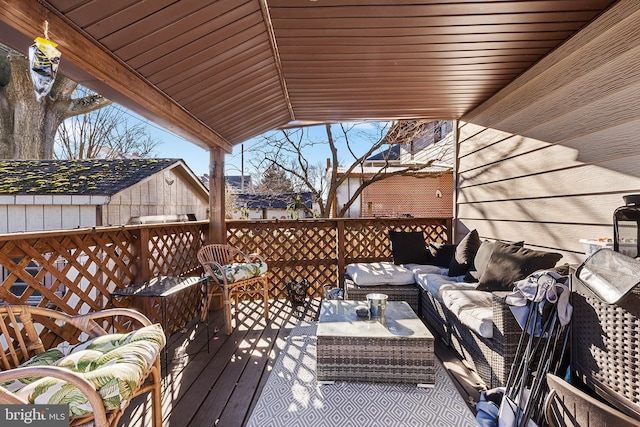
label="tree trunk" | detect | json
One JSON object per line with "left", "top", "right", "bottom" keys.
{"left": 0, "top": 47, "right": 111, "bottom": 159}
{"left": 3, "top": 52, "right": 63, "bottom": 158}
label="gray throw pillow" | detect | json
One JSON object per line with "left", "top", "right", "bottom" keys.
{"left": 476, "top": 241, "right": 563, "bottom": 291}
{"left": 449, "top": 229, "right": 481, "bottom": 277}
{"left": 465, "top": 240, "right": 525, "bottom": 282}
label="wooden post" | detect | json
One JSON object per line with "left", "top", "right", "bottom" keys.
{"left": 336, "top": 219, "right": 345, "bottom": 288}
{"left": 208, "top": 148, "right": 226, "bottom": 244}
{"left": 452, "top": 119, "right": 460, "bottom": 243}
{"left": 132, "top": 227, "right": 150, "bottom": 283}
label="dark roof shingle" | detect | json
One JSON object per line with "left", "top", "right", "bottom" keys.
{"left": 0, "top": 159, "right": 180, "bottom": 195}
{"left": 236, "top": 192, "right": 313, "bottom": 210}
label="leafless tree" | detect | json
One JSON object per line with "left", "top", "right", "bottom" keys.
{"left": 248, "top": 121, "right": 436, "bottom": 218}
{"left": 55, "top": 90, "right": 160, "bottom": 159}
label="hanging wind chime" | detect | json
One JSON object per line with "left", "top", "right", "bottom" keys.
{"left": 28, "top": 21, "right": 62, "bottom": 101}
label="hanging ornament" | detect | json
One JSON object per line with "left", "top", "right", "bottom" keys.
{"left": 29, "top": 21, "right": 61, "bottom": 101}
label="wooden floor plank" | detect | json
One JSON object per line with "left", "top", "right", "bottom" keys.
{"left": 117, "top": 298, "right": 483, "bottom": 427}
{"left": 169, "top": 302, "right": 269, "bottom": 426}
{"left": 212, "top": 306, "right": 292, "bottom": 426}
{"left": 188, "top": 317, "right": 272, "bottom": 425}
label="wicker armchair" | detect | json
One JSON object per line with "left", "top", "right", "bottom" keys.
{"left": 544, "top": 373, "right": 639, "bottom": 426}
{"left": 0, "top": 305, "right": 163, "bottom": 427}
{"left": 198, "top": 244, "right": 269, "bottom": 335}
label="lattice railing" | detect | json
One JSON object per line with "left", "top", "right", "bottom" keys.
{"left": 0, "top": 217, "right": 450, "bottom": 338}
{"left": 227, "top": 217, "right": 451, "bottom": 297}
{"left": 0, "top": 222, "right": 207, "bottom": 337}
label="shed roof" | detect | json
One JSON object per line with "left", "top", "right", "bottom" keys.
{"left": 0, "top": 1, "right": 618, "bottom": 151}
{"left": 0, "top": 158, "right": 183, "bottom": 195}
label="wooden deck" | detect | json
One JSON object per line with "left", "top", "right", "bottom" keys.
{"left": 119, "top": 298, "right": 483, "bottom": 426}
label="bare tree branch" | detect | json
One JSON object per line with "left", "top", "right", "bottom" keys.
{"left": 55, "top": 94, "right": 160, "bottom": 160}
{"left": 66, "top": 94, "right": 112, "bottom": 118}
{"left": 243, "top": 121, "right": 441, "bottom": 218}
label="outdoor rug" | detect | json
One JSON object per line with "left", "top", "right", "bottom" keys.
{"left": 246, "top": 321, "right": 478, "bottom": 427}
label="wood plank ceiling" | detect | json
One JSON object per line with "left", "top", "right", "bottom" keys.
{"left": 0, "top": 0, "right": 618, "bottom": 152}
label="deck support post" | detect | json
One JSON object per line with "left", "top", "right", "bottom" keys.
{"left": 209, "top": 148, "right": 226, "bottom": 244}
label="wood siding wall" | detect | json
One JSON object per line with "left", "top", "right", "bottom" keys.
{"left": 103, "top": 168, "right": 208, "bottom": 226}
{"left": 0, "top": 204, "right": 98, "bottom": 233}
{"left": 458, "top": 0, "right": 640, "bottom": 264}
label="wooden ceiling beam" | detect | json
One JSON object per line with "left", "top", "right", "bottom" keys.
{"left": 0, "top": 0, "right": 233, "bottom": 153}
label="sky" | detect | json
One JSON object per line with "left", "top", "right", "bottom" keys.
{"left": 139, "top": 114, "right": 389, "bottom": 180}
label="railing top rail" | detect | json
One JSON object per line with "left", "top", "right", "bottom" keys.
{"left": 0, "top": 220, "right": 209, "bottom": 241}
{"left": 225, "top": 216, "right": 449, "bottom": 225}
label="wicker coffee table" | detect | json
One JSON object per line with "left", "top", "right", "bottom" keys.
{"left": 316, "top": 299, "right": 435, "bottom": 387}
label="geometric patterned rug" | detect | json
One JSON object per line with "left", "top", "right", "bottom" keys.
{"left": 246, "top": 321, "right": 479, "bottom": 427}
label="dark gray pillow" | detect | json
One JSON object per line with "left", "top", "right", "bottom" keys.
{"left": 449, "top": 229, "right": 481, "bottom": 277}
{"left": 464, "top": 240, "right": 494, "bottom": 282}
{"left": 428, "top": 242, "right": 457, "bottom": 267}
{"left": 465, "top": 240, "right": 525, "bottom": 282}
{"left": 476, "top": 241, "right": 563, "bottom": 291}
{"left": 389, "top": 231, "right": 431, "bottom": 265}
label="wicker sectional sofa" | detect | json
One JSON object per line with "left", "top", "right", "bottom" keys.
{"left": 415, "top": 236, "right": 562, "bottom": 388}
{"left": 344, "top": 230, "right": 564, "bottom": 389}
{"left": 342, "top": 261, "right": 521, "bottom": 388}
{"left": 418, "top": 275, "right": 521, "bottom": 388}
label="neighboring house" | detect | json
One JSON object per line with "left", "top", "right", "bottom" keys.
{"left": 229, "top": 192, "right": 314, "bottom": 220}
{"left": 224, "top": 175, "right": 315, "bottom": 220}
{"left": 225, "top": 175, "right": 253, "bottom": 192}
{"left": 363, "top": 144, "right": 402, "bottom": 167}
{"left": 334, "top": 120, "right": 454, "bottom": 218}
{"left": 0, "top": 159, "right": 209, "bottom": 233}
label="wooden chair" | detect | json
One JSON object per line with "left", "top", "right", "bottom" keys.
{"left": 198, "top": 244, "right": 269, "bottom": 335}
{"left": 0, "top": 305, "right": 163, "bottom": 427}
{"left": 544, "top": 373, "right": 639, "bottom": 426}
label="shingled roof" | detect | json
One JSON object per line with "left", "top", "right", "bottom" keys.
{"left": 236, "top": 192, "right": 313, "bottom": 210}
{"left": 366, "top": 145, "right": 401, "bottom": 162}
{"left": 0, "top": 159, "right": 181, "bottom": 195}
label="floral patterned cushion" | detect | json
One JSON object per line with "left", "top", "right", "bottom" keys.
{"left": 213, "top": 262, "right": 268, "bottom": 284}
{"left": 3, "top": 323, "right": 165, "bottom": 417}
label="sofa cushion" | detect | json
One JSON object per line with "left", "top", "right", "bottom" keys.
{"left": 441, "top": 289, "right": 494, "bottom": 338}
{"left": 4, "top": 323, "right": 166, "bottom": 417}
{"left": 476, "top": 242, "right": 563, "bottom": 291}
{"left": 415, "top": 273, "right": 476, "bottom": 303}
{"left": 449, "top": 229, "right": 481, "bottom": 277}
{"left": 428, "top": 243, "right": 457, "bottom": 267}
{"left": 405, "top": 264, "right": 448, "bottom": 275}
{"left": 346, "top": 262, "right": 416, "bottom": 286}
{"left": 389, "top": 231, "right": 431, "bottom": 265}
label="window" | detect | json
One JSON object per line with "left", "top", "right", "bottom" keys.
{"left": 4, "top": 261, "right": 42, "bottom": 305}
{"left": 2, "top": 259, "right": 65, "bottom": 306}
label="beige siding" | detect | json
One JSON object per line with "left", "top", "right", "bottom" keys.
{"left": 6, "top": 205, "right": 25, "bottom": 233}
{"left": 458, "top": 1, "right": 640, "bottom": 264}
{"left": 102, "top": 168, "right": 208, "bottom": 225}
{"left": 336, "top": 177, "right": 362, "bottom": 218}
{"left": 0, "top": 205, "right": 97, "bottom": 233}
